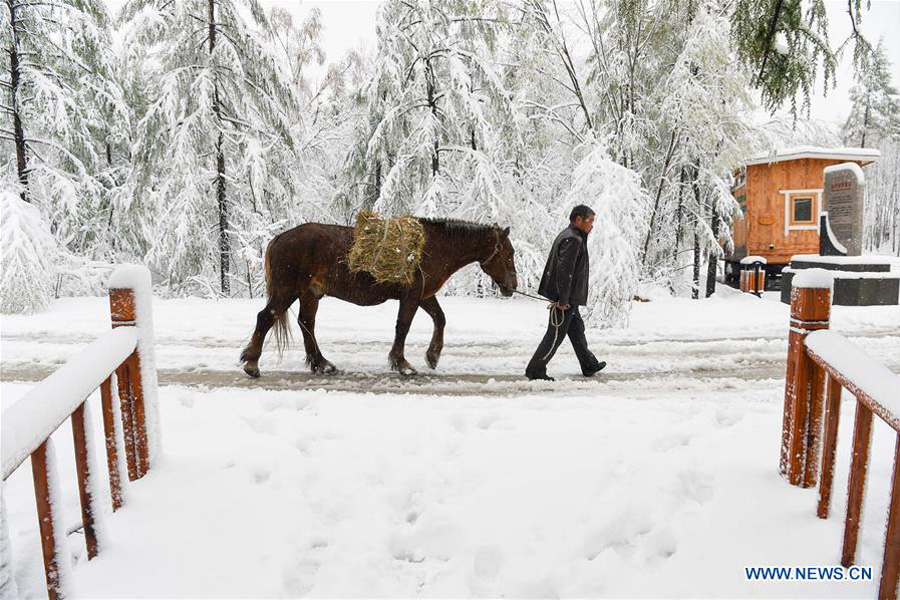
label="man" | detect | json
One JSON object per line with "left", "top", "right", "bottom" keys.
{"left": 525, "top": 205, "right": 606, "bottom": 381}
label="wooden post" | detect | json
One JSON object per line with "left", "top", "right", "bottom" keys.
{"left": 110, "top": 287, "right": 149, "bottom": 481}
{"left": 782, "top": 284, "right": 831, "bottom": 484}
{"left": 817, "top": 375, "right": 842, "bottom": 518}
{"left": 109, "top": 288, "right": 136, "bottom": 326}
{"left": 803, "top": 359, "right": 827, "bottom": 488}
{"left": 127, "top": 353, "right": 149, "bottom": 476}
{"left": 31, "top": 442, "right": 62, "bottom": 600}
{"left": 99, "top": 376, "right": 123, "bottom": 511}
{"left": 879, "top": 434, "right": 900, "bottom": 600}
{"left": 842, "top": 401, "right": 873, "bottom": 567}
{"left": 115, "top": 363, "right": 138, "bottom": 482}
{"left": 70, "top": 403, "right": 98, "bottom": 559}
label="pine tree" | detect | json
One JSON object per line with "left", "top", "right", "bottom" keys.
{"left": 347, "top": 0, "right": 517, "bottom": 218}
{"left": 121, "top": 0, "right": 301, "bottom": 295}
{"left": 842, "top": 41, "right": 900, "bottom": 148}
{"left": 731, "top": 0, "right": 835, "bottom": 116}
{"left": 2, "top": 0, "right": 122, "bottom": 311}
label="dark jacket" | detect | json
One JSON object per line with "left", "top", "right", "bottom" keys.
{"left": 538, "top": 225, "right": 589, "bottom": 306}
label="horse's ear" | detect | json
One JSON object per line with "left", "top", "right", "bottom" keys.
{"left": 502, "top": 226, "right": 510, "bottom": 237}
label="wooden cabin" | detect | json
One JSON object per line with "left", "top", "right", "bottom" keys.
{"left": 725, "top": 147, "right": 880, "bottom": 289}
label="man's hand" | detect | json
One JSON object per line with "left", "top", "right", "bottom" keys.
{"left": 554, "top": 301, "right": 570, "bottom": 310}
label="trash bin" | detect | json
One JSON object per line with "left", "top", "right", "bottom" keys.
{"left": 739, "top": 256, "right": 767, "bottom": 297}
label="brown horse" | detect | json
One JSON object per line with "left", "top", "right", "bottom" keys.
{"left": 240, "top": 218, "right": 518, "bottom": 377}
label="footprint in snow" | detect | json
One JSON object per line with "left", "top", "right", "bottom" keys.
{"left": 293, "top": 437, "right": 312, "bottom": 455}
{"left": 715, "top": 407, "right": 743, "bottom": 427}
{"left": 477, "top": 412, "right": 505, "bottom": 430}
{"left": 583, "top": 514, "right": 654, "bottom": 561}
{"left": 643, "top": 527, "right": 679, "bottom": 562}
{"left": 251, "top": 467, "right": 270, "bottom": 485}
{"left": 448, "top": 413, "right": 468, "bottom": 433}
{"left": 650, "top": 432, "right": 692, "bottom": 452}
{"left": 473, "top": 546, "right": 504, "bottom": 581}
{"left": 243, "top": 414, "right": 276, "bottom": 435}
{"left": 677, "top": 469, "right": 715, "bottom": 505}
{"left": 281, "top": 540, "right": 327, "bottom": 597}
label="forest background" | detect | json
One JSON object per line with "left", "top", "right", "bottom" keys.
{"left": 2, "top": 0, "right": 899, "bottom": 326}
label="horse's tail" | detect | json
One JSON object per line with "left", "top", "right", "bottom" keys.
{"left": 265, "top": 235, "right": 291, "bottom": 359}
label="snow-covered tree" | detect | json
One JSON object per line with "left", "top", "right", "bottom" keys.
{"left": 567, "top": 141, "right": 650, "bottom": 326}
{"left": 1, "top": 0, "right": 120, "bottom": 204}
{"left": 346, "top": 0, "right": 518, "bottom": 219}
{"left": 651, "top": 0, "right": 753, "bottom": 297}
{"left": 0, "top": 184, "right": 58, "bottom": 313}
{"left": 863, "top": 141, "right": 899, "bottom": 255}
{"left": 842, "top": 41, "right": 900, "bottom": 148}
{"left": 1, "top": 0, "right": 125, "bottom": 309}
{"left": 121, "top": 0, "right": 300, "bottom": 295}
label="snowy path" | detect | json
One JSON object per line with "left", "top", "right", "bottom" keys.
{"left": 2, "top": 289, "right": 899, "bottom": 597}
{"left": 3, "top": 327, "right": 899, "bottom": 397}
{"left": 2, "top": 291, "right": 898, "bottom": 396}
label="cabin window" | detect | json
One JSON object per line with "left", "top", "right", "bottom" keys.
{"left": 791, "top": 195, "right": 814, "bottom": 224}
{"left": 781, "top": 189, "right": 822, "bottom": 235}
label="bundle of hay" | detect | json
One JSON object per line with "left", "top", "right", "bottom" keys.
{"left": 348, "top": 210, "right": 426, "bottom": 286}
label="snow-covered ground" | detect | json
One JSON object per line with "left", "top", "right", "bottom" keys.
{"left": 2, "top": 286, "right": 899, "bottom": 598}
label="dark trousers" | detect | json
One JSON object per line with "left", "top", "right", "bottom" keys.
{"left": 526, "top": 305, "right": 601, "bottom": 377}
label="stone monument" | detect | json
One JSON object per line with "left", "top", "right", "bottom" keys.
{"left": 780, "top": 163, "right": 899, "bottom": 306}
{"left": 821, "top": 163, "right": 865, "bottom": 256}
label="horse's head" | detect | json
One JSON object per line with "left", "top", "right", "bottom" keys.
{"left": 480, "top": 225, "right": 518, "bottom": 297}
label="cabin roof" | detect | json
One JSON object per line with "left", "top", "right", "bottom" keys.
{"left": 744, "top": 146, "right": 881, "bottom": 167}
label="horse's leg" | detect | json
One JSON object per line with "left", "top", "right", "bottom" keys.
{"left": 388, "top": 295, "right": 420, "bottom": 376}
{"left": 240, "top": 292, "right": 295, "bottom": 378}
{"left": 297, "top": 291, "right": 336, "bottom": 374}
{"left": 419, "top": 296, "right": 445, "bottom": 369}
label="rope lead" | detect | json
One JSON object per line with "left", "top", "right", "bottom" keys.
{"left": 541, "top": 304, "right": 564, "bottom": 361}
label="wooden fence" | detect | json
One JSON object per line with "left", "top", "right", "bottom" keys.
{"left": 1, "top": 279, "right": 155, "bottom": 600}
{"left": 781, "top": 277, "right": 900, "bottom": 599}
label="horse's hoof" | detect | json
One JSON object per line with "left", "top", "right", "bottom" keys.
{"left": 400, "top": 366, "right": 417, "bottom": 377}
{"left": 312, "top": 361, "right": 337, "bottom": 375}
{"left": 243, "top": 366, "right": 260, "bottom": 378}
{"left": 426, "top": 349, "right": 441, "bottom": 369}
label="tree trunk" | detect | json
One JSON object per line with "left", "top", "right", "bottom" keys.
{"left": 641, "top": 129, "right": 678, "bottom": 267}
{"left": 426, "top": 60, "right": 439, "bottom": 175}
{"left": 209, "top": 0, "right": 229, "bottom": 295}
{"left": 673, "top": 166, "right": 687, "bottom": 254}
{"left": 705, "top": 210, "right": 720, "bottom": 298}
{"left": 669, "top": 166, "right": 687, "bottom": 294}
{"left": 374, "top": 160, "right": 381, "bottom": 203}
{"left": 8, "top": 1, "right": 28, "bottom": 201}
{"left": 691, "top": 164, "right": 702, "bottom": 299}
{"left": 216, "top": 131, "right": 228, "bottom": 295}
{"left": 757, "top": 0, "right": 786, "bottom": 84}
{"left": 861, "top": 100, "right": 869, "bottom": 147}
{"left": 692, "top": 230, "right": 700, "bottom": 300}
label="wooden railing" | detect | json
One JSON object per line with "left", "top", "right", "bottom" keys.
{"left": 1, "top": 275, "right": 156, "bottom": 600}
{"left": 781, "top": 273, "right": 900, "bottom": 599}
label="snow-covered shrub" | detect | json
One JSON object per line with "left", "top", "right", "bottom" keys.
{"left": 566, "top": 142, "right": 650, "bottom": 328}
{"left": 0, "top": 186, "right": 58, "bottom": 314}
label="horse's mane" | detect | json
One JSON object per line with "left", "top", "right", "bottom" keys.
{"left": 419, "top": 217, "right": 493, "bottom": 239}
